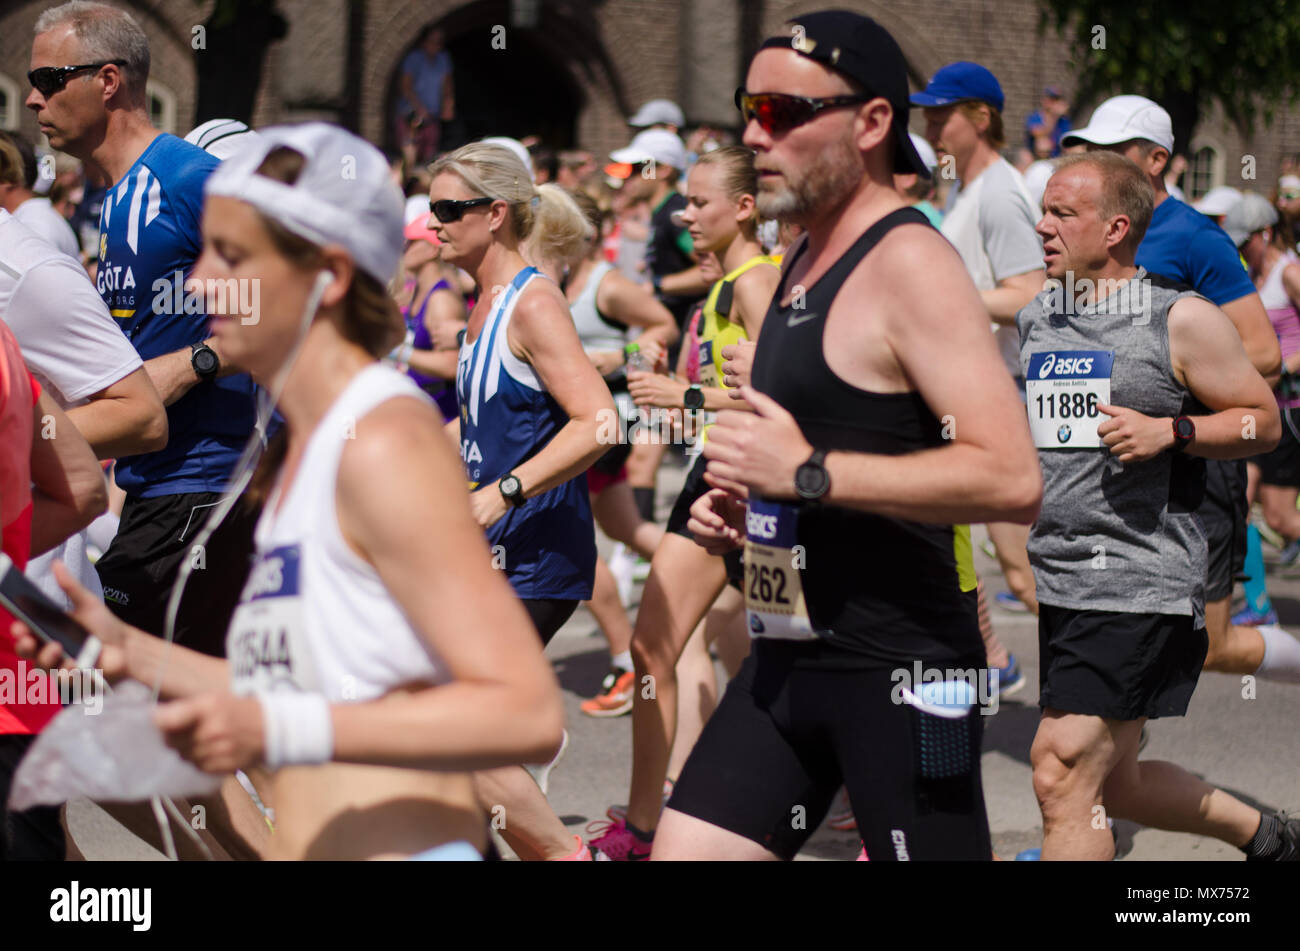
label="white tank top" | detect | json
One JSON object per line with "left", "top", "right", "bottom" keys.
{"left": 227, "top": 364, "right": 450, "bottom": 700}
{"left": 1260, "top": 249, "right": 1299, "bottom": 311}
{"left": 568, "top": 261, "right": 627, "bottom": 353}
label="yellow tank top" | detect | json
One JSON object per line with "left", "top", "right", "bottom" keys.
{"left": 697, "top": 254, "right": 778, "bottom": 388}
{"left": 691, "top": 254, "right": 778, "bottom": 445}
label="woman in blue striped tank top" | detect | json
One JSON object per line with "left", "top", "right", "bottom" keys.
{"left": 428, "top": 142, "right": 616, "bottom": 860}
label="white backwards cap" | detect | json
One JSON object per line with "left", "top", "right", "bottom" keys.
{"left": 205, "top": 122, "right": 404, "bottom": 283}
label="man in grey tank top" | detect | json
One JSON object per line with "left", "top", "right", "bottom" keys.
{"left": 1019, "top": 152, "right": 1299, "bottom": 860}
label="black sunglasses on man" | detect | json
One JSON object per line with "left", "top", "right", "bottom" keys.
{"left": 28, "top": 60, "right": 127, "bottom": 98}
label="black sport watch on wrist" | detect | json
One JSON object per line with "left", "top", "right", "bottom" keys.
{"left": 1171, "top": 415, "right": 1195, "bottom": 452}
{"left": 191, "top": 342, "right": 220, "bottom": 382}
{"left": 499, "top": 473, "right": 526, "bottom": 508}
{"left": 794, "top": 449, "right": 831, "bottom": 502}
{"left": 683, "top": 384, "right": 705, "bottom": 410}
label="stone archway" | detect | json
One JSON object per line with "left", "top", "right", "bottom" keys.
{"left": 363, "top": 0, "right": 628, "bottom": 155}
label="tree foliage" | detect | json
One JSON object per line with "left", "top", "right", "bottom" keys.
{"left": 1039, "top": 0, "right": 1300, "bottom": 155}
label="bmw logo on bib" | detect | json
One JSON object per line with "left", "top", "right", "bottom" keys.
{"left": 749, "top": 614, "right": 765, "bottom": 634}
{"left": 1057, "top": 424, "right": 1071, "bottom": 444}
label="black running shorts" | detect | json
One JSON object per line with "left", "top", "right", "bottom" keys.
{"left": 1201, "top": 459, "right": 1248, "bottom": 602}
{"left": 666, "top": 453, "right": 743, "bottom": 590}
{"left": 522, "top": 598, "right": 579, "bottom": 647}
{"left": 1037, "top": 604, "right": 1208, "bottom": 721}
{"left": 1254, "top": 407, "right": 1300, "bottom": 489}
{"left": 667, "top": 640, "right": 992, "bottom": 860}
{"left": 94, "top": 491, "right": 260, "bottom": 658}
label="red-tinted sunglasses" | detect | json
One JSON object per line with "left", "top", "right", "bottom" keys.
{"left": 734, "top": 88, "right": 871, "bottom": 135}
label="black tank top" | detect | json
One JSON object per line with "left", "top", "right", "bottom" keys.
{"left": 749, "top": 206, "right": 982, "bottom": 669}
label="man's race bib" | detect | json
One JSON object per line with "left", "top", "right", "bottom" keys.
{"left": 1025, "top": 350, "right": 1115, "bottom": 448}
{"left": 697, "top": 339, "right": 719, "bottom": 388}
{"left": 227, "top": 544, "right": 317, "bottom": 694}
{"left": 743, "top": 498, "right": 817, "bottom": 640}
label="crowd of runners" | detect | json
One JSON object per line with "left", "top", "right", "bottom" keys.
{"left": 0, "top": 1, "right": 1297, "bottom": 862}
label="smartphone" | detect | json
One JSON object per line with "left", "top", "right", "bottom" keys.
{"left": 0, "top": 553, "right": 102, "bottom": 669}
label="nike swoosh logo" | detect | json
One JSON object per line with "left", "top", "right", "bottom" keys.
{"left": 786, "top": 311, "right": 819, "bottom": 327}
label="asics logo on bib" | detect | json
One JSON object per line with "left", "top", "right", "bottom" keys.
{"left": 244, "top": 557, "right": 285, "bottom": 600}
{"left": 746, "top": 510, "right": 778, "bottom": 540}
{"left": 1037, "top": 353, "right": 1095, "bottom": 379}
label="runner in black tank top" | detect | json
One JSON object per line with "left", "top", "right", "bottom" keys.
{"left": 748, "top": 207, "right": 982, "bottom": 669}
{"left": 652, "top": 11, "right": 1042, "bottom": 861}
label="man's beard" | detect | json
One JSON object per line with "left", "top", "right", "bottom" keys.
{"left": 756, "top": 133, "right": 865, "bottom": 223}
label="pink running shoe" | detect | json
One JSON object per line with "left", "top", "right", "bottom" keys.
{"left": 606, "top": 778, "right": 675, "bottom": 823}
{"left": 827, "top": 787, "right": 857, "bottom": 832}
{"left": 586, "top": 819, "right": 653, "bottom": 861}
{"left": 856, "top": 845, "right": 869, "bottom": 861}
{"left": 550, "top": 834, "right": 592, "bottom": 861}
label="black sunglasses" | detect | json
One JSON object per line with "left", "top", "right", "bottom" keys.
{"left": 429, "top": 197, "right": 495, "bottom": 223}
{"left": 735, "top": 88, "right": 872, "bottom": 135}
{"left": 28, "top": 60, "right": 127, "bottom": 97}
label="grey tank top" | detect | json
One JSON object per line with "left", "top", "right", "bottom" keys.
{"left": 569, "top": 261, "right": 627, "bottom": 354}
{"left": 1016, "top": 268, "right": 1208, "bottom": 623}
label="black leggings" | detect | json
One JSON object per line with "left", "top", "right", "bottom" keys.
{"left": 523, "top": 598, "right": 579, "bottom": 647}
{"left": 668, "top": 641, "right": 992, "bottom": 860}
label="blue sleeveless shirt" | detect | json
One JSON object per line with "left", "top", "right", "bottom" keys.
{"left": 456, "top": 267, "right": 595, "bottom": 600}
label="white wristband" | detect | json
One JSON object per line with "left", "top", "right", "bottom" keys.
{"left": 257, "top": 692, "right": 334, "bottom": 768}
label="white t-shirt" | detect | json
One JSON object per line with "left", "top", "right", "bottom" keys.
{"left": 0, "top": 209, "right": 144, "bottom": 605}
{"left": 941, "top": 157, "right": 1044, "bottom": 379}
{"left": 12, "top": 197, "right": 80, "bottom": 261}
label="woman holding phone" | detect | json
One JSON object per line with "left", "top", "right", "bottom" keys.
{"left": 13, "top": 123, "right": 563, "bottom": 861}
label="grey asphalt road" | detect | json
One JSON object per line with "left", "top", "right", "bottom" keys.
{"left": 65, "top": 459, "right": 1300, "bottom": 861}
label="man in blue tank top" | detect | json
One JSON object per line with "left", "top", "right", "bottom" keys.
{"left": 29, "top": 3, "right": 261, "bottom": 661}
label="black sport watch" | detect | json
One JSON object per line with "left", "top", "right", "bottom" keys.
{"left": 499, "top": 473, "right": 526, "bottom": 508}
{"left": 683, "top": 384, "right": 705, "bottom": 410}
{"left": 191, "top": 342, "right": 220, "bottom": 382}
{"left": 1171, "top": 415, "right": 1195, "bottom": 452}
{"left": 794, "top": 449, "right": 831, "bottom": 502}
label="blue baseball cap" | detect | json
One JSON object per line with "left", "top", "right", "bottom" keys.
{"left": 909, "top": 62, "right": 1004, "bottom": 113}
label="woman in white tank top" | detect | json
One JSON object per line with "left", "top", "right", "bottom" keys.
{"left": 15, "top": 124, "right": 565, "bottom": 860}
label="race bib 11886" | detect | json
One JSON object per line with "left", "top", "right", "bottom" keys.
{"left": 1025, "top": 350, "right": 1115, "bottom": 449}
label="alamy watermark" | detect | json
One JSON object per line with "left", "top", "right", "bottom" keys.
{"left": 1044, "top": 271, "right": 1152, "bottom": 324}
{"left": 890, "top": 660, "right": 1000, "bottom": 716}
{"left": 151, "top": 270, "right": 261, "bottom": 325}
{"left": 0, "top": 661, "right": 105, "bottom": 715}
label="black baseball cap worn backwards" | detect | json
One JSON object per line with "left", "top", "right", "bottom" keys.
{"left": 757, "top": 8, "right": 929, "bottom": 176}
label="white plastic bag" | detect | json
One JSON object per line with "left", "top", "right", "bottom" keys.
{"left": 8, "top": 680, "right": 221, "bottom": 810}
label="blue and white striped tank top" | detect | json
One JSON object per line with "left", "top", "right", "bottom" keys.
{"left": 456, "top": 266, "right": 596, "bottom": 600}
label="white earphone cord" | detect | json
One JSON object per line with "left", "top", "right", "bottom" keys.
{"left": 148, "top": 270, "right": 332, "bottom": 858}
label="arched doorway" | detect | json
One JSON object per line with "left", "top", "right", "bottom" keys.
{"left": 382, "top": 1, "right": 625, "bottom": 156}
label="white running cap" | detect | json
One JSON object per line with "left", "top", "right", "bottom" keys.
{"left": 480, "top": 136, "right": 534, "bottom": 175}
{"left": 1061, "top": 95, "right": 1174, "bottom": 153}
{"left": 629, "top": 99, "right": 685, "bottom": 129}
{"left": 1192, "top": 186, "right": 1243, "bottom": 217}
{"left": 185, "top": 118, "right": 264, "bottom": 161}
{"left": 205, "top": 122, "right": 404, "bottom": 283}
{"left": 610, "top": 128, "right": 687, "bottom": 172}
{"left": 1222, "top": 192, "right": 1278, "bottom": 248}
{"left": 908, "top": 132, "right": 937, "bottom": 172}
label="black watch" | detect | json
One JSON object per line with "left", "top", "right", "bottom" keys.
{"left": 683, "top": 384, "right": 705, "bottom": 410}
{"left": 1171, "top": 415, "right": 1195, "bottom": 452}
{"left": 499, "top": 473, "right": 526, "bottom": 508}
{"left": 191, "top": 342, "right": 219, "bottom": 382}
{"left": 794, "top": 449, "right": 831, "bottom": 502}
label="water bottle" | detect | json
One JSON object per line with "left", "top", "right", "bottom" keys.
{"left": 625, "top": 342, "right": 650, "bottom": 427}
